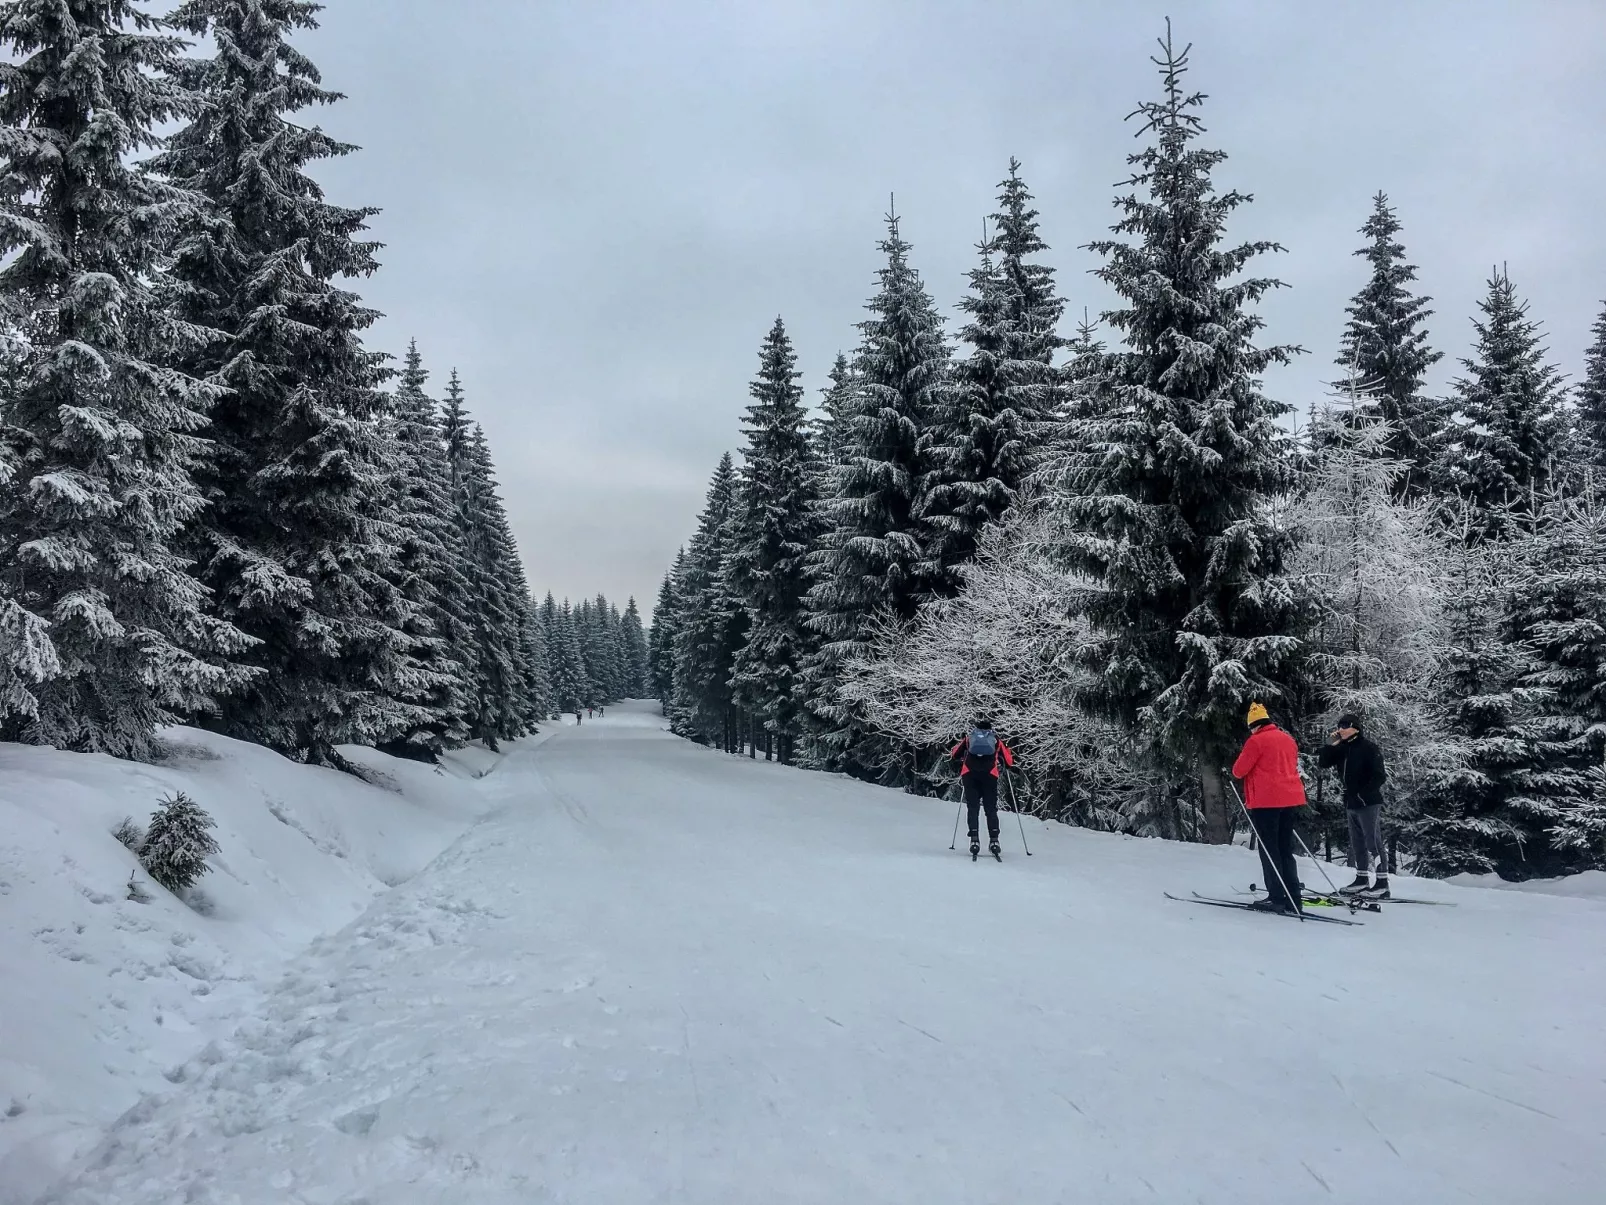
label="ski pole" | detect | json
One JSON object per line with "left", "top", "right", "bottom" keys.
{"left": 949, "top": 800, "right": 963, "bottom": 851}
{"left": 1293, "top": 827, "right": 1343, "bottom": 896}
{"left": 1003, "top": 770, "right": 1032, "bottom": 856}
{"left": 1224, "top": 773, "right": 1303, "bottom": 922}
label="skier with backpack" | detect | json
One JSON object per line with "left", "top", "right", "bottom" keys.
{"left": 948, "top": 720, "right": 1015, "bottom": 859}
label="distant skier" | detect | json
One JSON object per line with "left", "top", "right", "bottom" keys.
{"left": 1318, "top": 712, "right": 1390, "bottom": 899}
{"left": 588, "top": 706, "right": 594, "bottom": 719}
{"left": 1230, "top": 702, "right": 1307, "bottom": 915}
{"left": 949, "top": 720, "right": 1015, "bottom": 858}
{"left": 575, "top": 709, "right": 583, "bottom": 726}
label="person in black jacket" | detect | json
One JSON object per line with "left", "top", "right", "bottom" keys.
{"left": 1317, "top": 712, "right": 1390, "bottom": 898}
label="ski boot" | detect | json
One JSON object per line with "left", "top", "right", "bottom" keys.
{"left": 989, "top": 839, "right": 1002, "bottom": 861}
{"left": 1338, "top": 875, "right": 1369, "bottom": 895}
{"left": 969, "top": 837, "right": 980, "bottom": 861}
{"left": 1359, "top": 876, "right": 1391, "bottom": 900}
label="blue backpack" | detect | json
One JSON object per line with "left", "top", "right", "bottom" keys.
{"left": 965, "top": 728, "right": 998, "bottom": 772}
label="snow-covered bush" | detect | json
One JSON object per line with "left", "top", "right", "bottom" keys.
{"left": 139, "top": 792, "right": 219, "bottom": 893}
{"left": 113, "top": 816, "right": 145, "bottom": 853}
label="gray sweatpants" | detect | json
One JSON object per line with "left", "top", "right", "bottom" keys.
{"left": 1348, "top": 804, "right": 1385, "bottom": 874}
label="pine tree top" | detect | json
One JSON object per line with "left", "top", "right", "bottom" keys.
{"left": 1440, "top": 268, "right": 1567, "bottom": 521}
{"left": 1578, "top": 300, "right": 1606, "bottom": 470}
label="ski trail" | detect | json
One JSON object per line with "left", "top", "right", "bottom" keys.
{"left": 40, "top": 701, "right": 1606, "bottom": 1204}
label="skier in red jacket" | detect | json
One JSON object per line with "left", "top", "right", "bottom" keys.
{"left": 1230, "top": 702, "right": 1307, "bottom": 914}
{"left": 948, "top": 720, "right": 1015, "bottom": 859}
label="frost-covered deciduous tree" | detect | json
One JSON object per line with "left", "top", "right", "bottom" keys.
{"left": 0, "top": 0, "right": 255, "bottom": 759}
{"left": 839, "top": 500, "right": 1174, "bottom": 834}
{"left": 1291, "top": 389, "right": 1465, "bottom": 849}
{"left": 1050, "top": 24, "right": 1307, "bottom": 842}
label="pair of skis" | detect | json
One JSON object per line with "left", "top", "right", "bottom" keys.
{"left": 1164, "top": 891, "right": 1365, "bottom": 926}
{"left": 1168, "top": 883, "right": 1458, "bottom": 926}
{"left": 969, "top": 844, "right": 1002, "bottom": 863}
{"left": 1246, "top": 883, "right": 1457, "bottom": 909}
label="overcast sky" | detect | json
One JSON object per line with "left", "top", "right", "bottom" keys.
{"left": 297, "top": 0, "right": 1606, "bottom": 616}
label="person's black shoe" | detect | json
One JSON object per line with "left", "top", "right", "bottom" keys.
{"left": 1359, "top": 877, "right": 1391, "bottom": 900}
{"left": 1338, "top": 875, "right": 1369, "bottom": 894}
{"left": 1246, "top": 896, "right": 1285, "bottom": 912}
{"left": 969, "top": 838, "right": 980, "bottom": 856}
{"left": 989, "top": 840, "right": 1001, "bottom": 856}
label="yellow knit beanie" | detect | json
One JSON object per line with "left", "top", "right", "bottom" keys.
{"left": 1245, "top": 701, "right": 1270, "bottom": 726}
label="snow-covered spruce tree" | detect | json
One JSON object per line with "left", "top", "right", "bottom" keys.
{"left": 1291, "top": 385, "right": 1464, "bottom": 854}
{"left": 727, "top": 318, "right": 821, "bottom": 764}
{"left": 154, "top": 0, "right": 421, "bottom": 763}
{"left": 1051, "top": 26, "right": 1308, "bottom": 843}
{"left": 581, "top": 594, "right": 624, "bottom": 703}
{"left": 921, "top": 164, "right": 1063, "bottom": 599}
{"left": 0, "top": 0, "right": 256, "bottom": 759}
{"left": 1331, "top": 193, "right": 1442, "bottom": 496}
{"left": 803, "top": 211, "right": 950, "bottom": 782}
{"left": 646, "top": 558, "right": 683, "bottom": 707}
{"left": 812, "top": 352, "right": 856, "bottom": 468}
{"left": 1401, "top": 508, "right": 1568, "bottom": 877}
{"left": 1057, "top": 311, "right": 1107, "bottom": 432}
{"left": 672, "top": 454, "right": 747, "bottom": 746}
{"left": 1578, "top": 301, "right": 1606, "bottom": 471}
{"left": 620, "top": 596, "right": 650, "bottom": 697}
{"left": 1502, "top": 492, "right": 1606, "bottom": 872}
{"left": 140, "top": 791, "right": 219, "bottom": 894}
{"left": 454, "top": 425, "right": 539, "bottom": 745}
{"left": 521, "top": 599, "right": 552, "bottom": 721}
{"left": 543, "top": 594, "right": 590, "bottom": 712}
{"left": 1434, "top": 270, "right": 1567, "bottom": 535}
{"left": 605, "top": 598, "right": 629, "bottom": 700}
{"left": 379, "top": 341, "right": 472, "bottom": 757}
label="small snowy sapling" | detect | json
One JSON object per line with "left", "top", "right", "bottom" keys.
{"left": 113, "top": 817, "right": 145, "bottom": 853}
{"left": 139, "top": 792, "right": 219, "bottom": 893}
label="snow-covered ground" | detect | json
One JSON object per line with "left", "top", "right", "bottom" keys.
{"left": 0, "top": 725, "right": 538, "bottom": 1203}
{"left": 15, "top": 700, "right": 1606, "bottom": 1203}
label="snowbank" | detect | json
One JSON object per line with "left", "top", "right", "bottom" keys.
{"left": 0, "top": 726, "right": 516, "bottom": 1203}
{"left": 1448, "top": 868, "right": 1606, "bottom": 901}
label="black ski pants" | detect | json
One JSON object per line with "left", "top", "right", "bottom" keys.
{"left": 1248, "top": 805, "right": 1303, "bottom": 906}
{"left": 964, "top": 774, "right": 1000, "bottom": 841}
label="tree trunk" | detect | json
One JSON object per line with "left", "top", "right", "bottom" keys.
{"left": 1198, "top": 763, "right": 1234, "bottom": 845}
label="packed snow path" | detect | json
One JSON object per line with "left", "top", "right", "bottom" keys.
{"left": 47, "top": 702, "right": 1605, "bottom": 1203}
